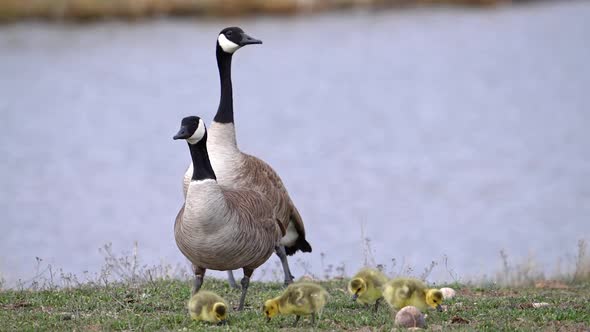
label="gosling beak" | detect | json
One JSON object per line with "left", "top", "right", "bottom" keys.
{"left": 436, "top": 304, "right": 442, "bottom": 312}
{"left": 351, "top": 294, "right": 358, "bottom": 301}
{"left": 217, "top": 319, "right": 227, "bottom": 326}
{"left": 173, "top": 126, "right": 190, "bottom": 140}
{"left": 239, "top": 32, "right": 262, "bottom": 46}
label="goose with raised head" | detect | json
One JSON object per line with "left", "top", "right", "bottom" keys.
{"left": 174, "top": 115, "right": 284, "bottom": 311}
{"left": 182, "top": 27, "right": 312, "bottom": 286}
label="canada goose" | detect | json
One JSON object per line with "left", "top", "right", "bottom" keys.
{"left": 263, "top": 282, "right": 328, "bottom": 327}
{"left": 348, "top": 267, "right": 388, "bottom": 312}
{"left": 182, "top": 26, "right": 312, "bottom": 287}
{"left": 174, "top": 115, "right": 284, "bottom": 311}
{"left": 382, "top": 277, "right": 443, "bottom": 312}
{"left": 188, "top": 291, "right": 228, "bottom": 325}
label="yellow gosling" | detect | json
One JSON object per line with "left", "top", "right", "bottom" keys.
{"left": 348, "top": 267, "right": 388, "bottom": 312}
{"left": 382, "top": 277, "right": 443, "bottom": 312}
{"left": 188, "top": 291, "right": 228, "bottom": 325}
{"left": 263, "top": 282, "right": 329, "bottom": 327}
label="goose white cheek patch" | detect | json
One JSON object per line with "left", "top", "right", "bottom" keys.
{"left": 218, "top": 34, "right": 240, "bottom": 54}
{"left": 187, "top": 119, "right": 206, "bottom": 144}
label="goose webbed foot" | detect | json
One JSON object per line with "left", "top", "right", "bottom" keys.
{"left": 374, "top": 298, "right": 382, "bottom": 313}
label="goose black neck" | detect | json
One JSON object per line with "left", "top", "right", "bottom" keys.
{"left": 188, "top": 134, "right": 217, "bottom": 181}
{"left": 213, "top": 45, "right": 234, "bottom": 124}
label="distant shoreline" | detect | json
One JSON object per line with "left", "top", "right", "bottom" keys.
{"left": 0, "top": 0, "right": 513, "bottom": 22}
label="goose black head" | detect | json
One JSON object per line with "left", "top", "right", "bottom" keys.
{"left": 217, "top": 27, "right": 262, "bottom": 54}
{"left": 173, "top": 116, "right": 206, "bottom": 145}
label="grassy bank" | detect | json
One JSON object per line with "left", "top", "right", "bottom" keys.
{"left": 1, "top": 277, "right": 589, "bottom": 331}
{"left": 0, "top": 0, "right": 509, "bottom": 22}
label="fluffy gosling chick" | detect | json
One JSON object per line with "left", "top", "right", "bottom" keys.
{"left": 348, "top": 267, "right": 388, "bottom": 312}
{"left": 188, "top": 291, "right": 228, "bottom": 325}
{"left": 263, "top": 282, "right": 329, "bottom": 327}
{"left": 382, "top": 277, "right": 443, "bottom": 312}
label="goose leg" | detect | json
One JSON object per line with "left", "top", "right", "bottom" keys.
{"left": 237, "top": 268, "right": 253, "bottom": 311}
{"left": 192, "top": 266, "right": 206, "bottom": 295}
{"left": 311, "top": 313, "right": 316, "bottom": 326}
{"left": 275, "top": 245, "right": 294, "bottom": 285}
{"left": 227, "top": 270, "right": 239, "bottom": 289}
{"left": 374, "top": 297, "right": 382, "bottom": 313}
{"left": 292, "top": 315, "right": 300, "bottom": 327}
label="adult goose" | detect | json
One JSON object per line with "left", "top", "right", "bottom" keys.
{"left": 174, "top": 116, "right": 284, "bottom": 311}
{"left": 182, "top": 27, "right": 312, "bottom": 286}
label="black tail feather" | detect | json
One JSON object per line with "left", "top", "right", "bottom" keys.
{"left": 285, "top": 237, "right": 312, "bottom": 256}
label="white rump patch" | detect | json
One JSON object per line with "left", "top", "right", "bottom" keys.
{"left": 187, "top": 118, "right": 206, "bottom": 144}
{"left": 280, "top": 222, "right": 298, "bottom": 247}
{"left": 218, "top": 34, "right": 240, "bottom": 54}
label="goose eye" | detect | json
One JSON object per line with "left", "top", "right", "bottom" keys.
{"left": 226, "top": 31, "right": 232, "bottom": 37}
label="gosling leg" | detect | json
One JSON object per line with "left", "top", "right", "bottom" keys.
{"left": 292, "top": 315, "right": 301, "bottom": 327}
{"left": 374, "top": 297, "right": 382, "bottom": 313}
{"left": 237, "top": 268, "right": 253, "bottom": 311}
{"left": 311, "top": 313, "right": 316, "bottom": 326}
{"left": 227, "top": 270, "right": 239, "bottom": 289}
{"left": 192, "top": 266, "right": 206, "bottom": 295}
{"left": 275, "top": 245, "right": 294, "bottom": 286}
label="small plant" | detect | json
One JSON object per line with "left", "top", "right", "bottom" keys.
{"left": 360, "top": 223, "right": 376, "bottom": 268}
{"left": 443, "top": 254, "right": 460, "bottom": 283}
{"left": 296, "top": 258, "right": 314, "bottom": 279}
{"left": 420, "top": 260, "right": 438, "bottom": 281}
{"left": 495, "top": 249, "right": 544, "bottom": 287}
{"left": 573, "top": 239, "right": 589, "bottom": 283}
{"left": 335, "top": 262, "right": 346, "bottom": 279}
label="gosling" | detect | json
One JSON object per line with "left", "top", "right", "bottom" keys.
{"left": 382, "top": 277, "right": 443, "bottom": 312}
{"left": 188, "top": 291, "right": 228, "bottom": 325}
{"left": 263, "top": 282, "right": 329, "bottom": 327}
{"left": 348, "top": 267, "right": 388, "bottom": 312}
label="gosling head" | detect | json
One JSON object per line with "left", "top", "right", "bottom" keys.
{"left": 263, "top": 299, "right": 279, "bottom": 322}
{"left": 348, "top": 278, "right": 367, "bottom": 301}
{"left": 425, "top": 289, "right": 444, "bottom": 312}
{"left": 213, "top": 302, "right": 227, "bottom": 325}
{"left": 173, "top": 116, "right": 206, "bottom": 145}
{"left": 217, "top": 27, "right": 262, "bottom": 55}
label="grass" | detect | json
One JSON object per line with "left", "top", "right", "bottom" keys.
{"left": 1, "top": 278, "right": 589, "bottom": 331}
{"left": 2, "top": 240, "right": 589, "bottom": 331}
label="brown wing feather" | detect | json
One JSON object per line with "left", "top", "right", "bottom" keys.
{"left": 238, "top": 154, "right": 311, "bottom": 254}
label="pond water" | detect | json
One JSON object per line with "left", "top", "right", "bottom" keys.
{"left": 1, "top": 1, "right": 589, "bottom": 286}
